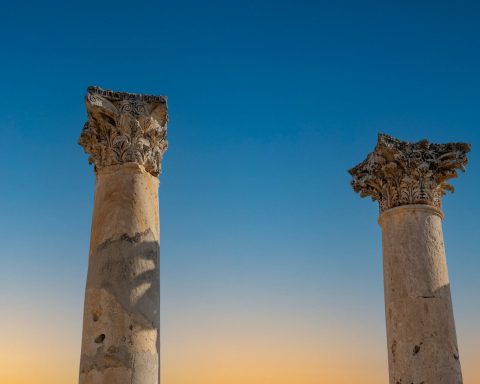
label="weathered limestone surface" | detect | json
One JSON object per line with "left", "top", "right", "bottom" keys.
{"left": 380, "top": 205, "right": 461, "bottom": 384}
{"left": 350, "top": 134, "right": 470, "bottom": 213}
{"left": 349, "top": 134, "right": 470, "bottom": 384}
{"left": 78, "top": 87, "right": 168, "bottom": 384}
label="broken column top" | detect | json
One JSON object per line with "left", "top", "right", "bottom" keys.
{"left": 349, "top": 133, "right": 470, "bottom": 212}
{"left": 79, "top": 86, "right": 168, "bottom": 177}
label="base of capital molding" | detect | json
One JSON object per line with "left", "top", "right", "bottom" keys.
{"left": 95, "top": 162, "right": 160, "bottom": 180}
{"left": 378, "top": 204, "right": 444, "bottom": 226}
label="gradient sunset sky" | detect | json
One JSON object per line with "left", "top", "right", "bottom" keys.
{"left": 1, "top": 1, "right": 479, "bottom": 383}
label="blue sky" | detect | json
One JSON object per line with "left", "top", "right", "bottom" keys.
{"left": 0, "top": 1, "right": 479, "bottom": 382}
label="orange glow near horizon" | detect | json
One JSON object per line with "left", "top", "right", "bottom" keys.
{"left": 1, "top": 307, "right": 478, "bottom": 384}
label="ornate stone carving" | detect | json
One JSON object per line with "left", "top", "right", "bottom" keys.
{"left": 79, "top": 86, "right": 168, "bottom": 176}
{"left": 349, "top": 134, "right": 470, "bottom": 212}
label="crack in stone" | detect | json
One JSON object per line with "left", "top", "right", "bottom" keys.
{"left": 96, "top": 229, "right": 154, "bottom": 251}
{"left": 120, "top": 229, "right": 151, "bottom": 244}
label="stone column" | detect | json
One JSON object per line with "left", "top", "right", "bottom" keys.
{"left": 349, "top": 134, "right": 470, "bottom": 384}
{"left": 78, "top": 86, "right": 168, "bottom": 384}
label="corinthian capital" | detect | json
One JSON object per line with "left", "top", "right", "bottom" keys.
{"left": 79, "top": 86, "right": 168, "bottom": 176}
{"left": 349, "top": 134, "right": 470, "bottom": 212}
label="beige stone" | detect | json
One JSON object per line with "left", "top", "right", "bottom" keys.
{"left": 78, "top": 87, "right": 168, "bottom": 384}
{"left": 350, "top": 134, "right": 470, "bottom": 384}
{"left": 380, "top": 205, "right": 461, "bottom": 384}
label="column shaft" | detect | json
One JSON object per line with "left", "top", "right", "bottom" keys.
{"left": 380, "top": 205, "right": 462, "bottom": 384}
{"left": 349, "top": 134, "right": 470, "bottom": 383}
{"left": 79, "top": 163, "right": 160, "bottom": 384}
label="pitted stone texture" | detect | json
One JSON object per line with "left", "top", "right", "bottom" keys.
{"left": 380, "top": 205, "right": 462, "bottom": 384}
{"left": 89, "top": 163, "right": 160, "bottom": 249}
{"left": 79, "top": 163, "right": 161, "bottom": 384}
{"left": 349, "top": 133, "right": 470, "bottom": 212}
{"left": 79, "top": 86, "right": 168, "bottom": 177}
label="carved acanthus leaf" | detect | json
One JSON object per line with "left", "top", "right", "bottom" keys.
{"left": 78, "top": 86, "right": 168, "bottom": 176}
{"left": 349, "top": 134, "right": 470, "bottom": 212}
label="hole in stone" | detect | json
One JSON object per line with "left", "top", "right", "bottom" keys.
{"left": 413, "top": 345, "right": 420, "bottom": 355}
{"left": 129, "top": 324, "right": 133, "bottom": 331}
{"left": 93, "top": 313, "right": 99, "bottom": 322}
{"left": 94, "top": 334, "right": 106, "bottom": 343}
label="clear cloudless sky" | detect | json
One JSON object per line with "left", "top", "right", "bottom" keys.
{"left": 0, "top": 1, "right": 479, "bottom": 383}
